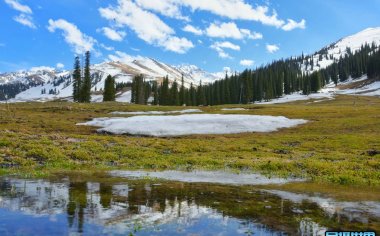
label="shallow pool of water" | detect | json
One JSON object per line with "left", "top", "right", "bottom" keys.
{"left": 0, "top": 173, "right": 378, "bottom": 235}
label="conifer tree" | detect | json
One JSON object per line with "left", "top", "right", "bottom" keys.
{"left": 103, "top": 75, "right": 116, "bottom": 102}
{"left": 81, "top": 51, "right": 91, "bottom": 103}
{"left": 159, "top": 76, "right": 170, "bottom": 105}
{"left": 72, "top": 56, "right": 81, "bottom": 102}
{"left": 179, "top": 75, "right": 185, "bottom": 105}
{"left": 170, "top": 80, "right": 180, "bottom": 106}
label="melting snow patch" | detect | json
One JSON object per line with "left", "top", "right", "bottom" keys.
{"left": 255, "top": 91, "right": 335, "bottom": 104}
{"left": 77, "top": 114, "right": 307, "bottom": 137}
{"left": 110, "top": 109, "right": 203, "bottom": 115}
{"left": 221, "top": 108, "right": 248, "bottom": 111}
{"left": 110, "top": 170, "right": 304, "bottom": 185}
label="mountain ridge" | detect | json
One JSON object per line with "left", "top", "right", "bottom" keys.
{"left": 1, "top": 27, "right": 379, "bottom": 102}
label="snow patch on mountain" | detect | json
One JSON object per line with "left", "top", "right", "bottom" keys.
{"left": 302, "top": 27, "right": 380, "bottom": 73}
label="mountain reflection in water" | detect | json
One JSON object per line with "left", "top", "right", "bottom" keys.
{"left": 0, "top": 175, "right": 378, "bottom": 235}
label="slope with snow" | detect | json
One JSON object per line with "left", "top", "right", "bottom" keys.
{"left": 2, "top": 28, "right": 380, "bottom": 103}
{"left": 1, "top": 58, "right": 221, "bottom": 102}
{"left": 302, "top": 27, "right": 380, "bottom": 73}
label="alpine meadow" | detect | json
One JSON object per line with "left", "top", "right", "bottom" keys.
{"left": 0, "top": 0, "right": 380, "bottom": 235}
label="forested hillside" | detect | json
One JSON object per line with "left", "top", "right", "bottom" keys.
{"left": 132, "top": 43, "right": 379, "bottom": 106}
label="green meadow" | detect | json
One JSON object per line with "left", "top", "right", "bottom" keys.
{"left": 0, "top": 95, "right": 379, "bottom": 186}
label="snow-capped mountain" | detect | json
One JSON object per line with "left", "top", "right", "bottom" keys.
{"left": 302, "top": 27, "right": 380, "bottom": 72}
{"left": 0, "top": 57, "right": 221, "bottom": 102}
{"left": 1, "top": 27, "right": 379, "bottom": 103}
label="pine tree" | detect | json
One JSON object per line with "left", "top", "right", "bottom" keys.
{"left": 159, "top": 76, "right": 170, "bottom": 105}
{"left": 179, "top": 75, "right": 185, "bottom": 105}
{"left": 170, "top": 80, "right": 179, "bottom": 106}
{"left": 72, "top": 56, "right": 81, "bottom": 102}
{"left": 103, "top": 75, "right": 116, "bottom": 102}
{"left": 80, "top": 51, "right": 91, "bottom": 103}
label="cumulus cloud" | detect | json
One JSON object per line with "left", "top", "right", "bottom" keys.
{"left": 182, "top": 24, "right": 203, "bottom": 35}
{"left": 99, "top": 27, "right": 126, "bottom": 41}
{"left": 178, "top": 0, "right": 284, "bottom": 27}
{"left": 281, "top": 19, "right": 306, "bottom": 31}
{"left": 4, "top": 0, "right": 32, "bottom": 14}
{"left": 5, "top": 0, "right": 37, "bottom": 29}
{"left": 211, "top": 41, "right": 240, "bottom": 59}
{"left": 135, "top": 0, "right": 189, "bottom": 21}
{"left": 108, "top": 51, "right": 138, "bottom": 63}
{"left": 266, "top": 44, "right": 279, "bottom": 53}
{"left": 99, "top": 0, "right": 193, "bottom": 54}
{"left": 135, "top": 0, "right": 305, "bottom": 30}
{"left": 206, "top": 22, "right": 262, "bottom": 40}
{"left": 47, "top": 19, "right": 97, "bottom": 54}
{"left": 100, "top": 43, "right": 114, "bottom": 51}
{"left": 13, "top": 14, "right": 36, "bottom": 29}
{"left": 30, "top": 66, "right": 55, "bottom": 72}
{"left": 240, "top": 59, "right": 254, "bottom": 66}
{"left": 56, "top": 63, "right": 65, "bottom": 69}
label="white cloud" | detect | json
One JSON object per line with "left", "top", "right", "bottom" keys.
{"left": 165, "top": 36, "right": 194, "bottom": 54}
{"left": 47, "top": 19, "right": 97, "bottom": 54}
{"left": 4, "top": 0, "right": 32, "bottom": 14}
{"left": 99, "top": 0, "right": 193, "bottom": 53}
{"left": 13, "top": 14, "right": 36, "bottom": 28}
{"left": 108, "top": 51, "right": 137, "bottom": 63}
{"left": 183, "top": 24, "right": 203, "bottom": 35}
{"left": 136, "top": 0, "right": 306, "bottom": 30}
{"left": 100, "top": 43, "right": 114, "bottom": 51}
{"left": 135, "top": 0, "right": 189, "bottom": 21}
{"left": 206, "top": 22, "right": 262, "bottom": 40}
{"left": 176, "top": 0, "right": 285, "bottom": 27}
{"left": 5, "top": 0, "right": 37, "bottom": 29}
{"left": 212, "top": 41, "right": 240, "bottom": 51}
{"left": 211, "top": 41, "right": 240, "bottom": 59}
{"left": 281, "top": 19, "right": 306, "bottom": 31}
{"left": 99, "top": 27, "right": 126, "bottom": 41}
{"left": 266, "top": 44, "right": 279, "bottom": 53}
{"left": 56, "top": 63, "right": 65, "bottom": 69}
{"left": 30, "top": 66, "right": 55, "bottom": 72}
{"left": 240, "top": 59, "right": 254, "bottom": 66}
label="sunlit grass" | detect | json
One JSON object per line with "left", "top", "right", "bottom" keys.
{"left": 0, "top": 95, "right": 379, "bottom": 185}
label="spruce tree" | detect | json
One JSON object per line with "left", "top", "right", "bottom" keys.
{"left": 81, "top": 51, "right": 91, "bottom": 103}
{"left": 170, "top": 80, "right": 179, "bottom": 106}
{"left": 72, "top": 56, "right": 81, "bottom": 102}
{"left": 179, "top": 75, "right": 185, "bottom": 105}
{"left": 103, "top": 75, "right": 116, "bottom": 102}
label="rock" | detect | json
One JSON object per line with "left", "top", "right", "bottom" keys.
{"left": 274, "top": 149, "right": 290, "bottom": 155}
{"left": 367, "top": 150, "right": 380, "bottom": 156}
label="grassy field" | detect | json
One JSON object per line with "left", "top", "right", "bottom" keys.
{"left": 0, "top": 95, "right": 379, "bottom": 185}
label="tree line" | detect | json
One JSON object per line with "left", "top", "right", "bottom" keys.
{"left": 131, "top": 43, "right": 379, "bottom": 106}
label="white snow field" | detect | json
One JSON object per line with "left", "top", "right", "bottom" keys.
{"left": 110, "top": 109, "right": 203, "bottom": 115}
{"left": 77, "top": 114, "right": 307, "bottom": 137}
{"left": 255, "top": 91, "right": 335, "bottom": 104}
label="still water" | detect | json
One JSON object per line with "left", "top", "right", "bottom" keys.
{"left": 0, "top": 172, "right": 379, "bottom": 235}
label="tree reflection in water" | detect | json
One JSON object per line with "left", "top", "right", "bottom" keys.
{"left": 0, "top": 175, "right": 378, "bottom": 235}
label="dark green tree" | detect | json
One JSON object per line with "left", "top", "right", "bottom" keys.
{"left": 103, "top": 75, "right": 116, "bottom": 102}
{"left": 80, "top": 51, "right": 91, "bottom": 103}
{"left": 72, "top": 56, "right": 81, "bottom": 102}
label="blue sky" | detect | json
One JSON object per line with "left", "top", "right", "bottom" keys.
{"left": 0, "top": 0, "right": 379, "bottom": 73}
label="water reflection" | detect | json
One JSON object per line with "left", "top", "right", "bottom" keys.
{"left": 0, "top": 175, "right": 378, "bottom": 235}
